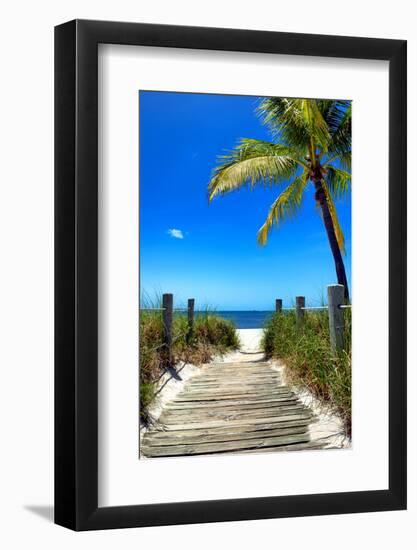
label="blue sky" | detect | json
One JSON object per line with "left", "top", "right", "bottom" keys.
{"left": 139, "top": 91, "right": 351, "bottom": 310}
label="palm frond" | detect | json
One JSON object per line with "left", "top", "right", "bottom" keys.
{"left": 338, "top": 150, "right": 352, "bottom": 172}
{"left": 208, "top": 138, "right": 300, "bottom": 201}
{"left": 318, "top": 100, "right": 351, "bottom": 136}
{"left": 327, "top": 102, "right": 351, "bottom": 156}
{"left": 324, "top": 151, "right": 352, "bottom": 173}
{"left": 257, "top": 98, "right": 331, "bottom": 154}
{"left": 322, "top": 181, "right": 346, "bottom": 254}
{"left": 325, "top": 165, "right": 351, "bottom": 200}
{"left": 257, "top": 172, "right": 308, "bottom": 245}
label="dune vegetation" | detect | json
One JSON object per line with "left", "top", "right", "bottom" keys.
{"left": 262, "top": 308, "right": 352, "bottom": 435}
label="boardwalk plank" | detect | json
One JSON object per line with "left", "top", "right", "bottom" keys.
{"left": 184, "top": 377, "right": 283, "bottom": 384}
{"left": 194, "top": 374, "right": 281, "bottom": 380}
{"left": 237, "top": 441, "right": 330, "bottom": 453}
{"left": 145, "top": 417, "right": 311, "bottom": 439}
{"left": 143, "top": 426, "right": 308, "bottom": 447}
{"left": 154, "top": 412, "right": 312, "bottom": 432}
{"left": 174, "top": 392, "right": 293, "bottom": 402}
{"left": 185, "top": 384, "right": 282, "bottom": 392}
{"left": 165, "top": 397, "right": 299, "bottom": 410}
{"left": 142, "top": 433, "right": 311, "bottom": 457}
{"left": 160, "top": 405, "right": 307, "bottom": 422}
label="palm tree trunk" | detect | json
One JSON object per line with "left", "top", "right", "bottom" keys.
{"left": 313, "top": 177, "right": 350, "bottom": 301}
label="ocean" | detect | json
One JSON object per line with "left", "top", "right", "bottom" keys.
{"left": 199, "top": 310, "right": 274, "bottom": 329}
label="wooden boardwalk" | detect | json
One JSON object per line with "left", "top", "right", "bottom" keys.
{"left": 141, "top": 359, "right": 326, "bottom": 458}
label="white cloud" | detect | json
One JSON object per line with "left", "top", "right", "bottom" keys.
{"left": 167, "top": 228, "right": 184, "bottom": 239}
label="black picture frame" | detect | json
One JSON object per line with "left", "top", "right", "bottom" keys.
{"left": 55, "top": 19, "right": 407, "bottom": 531}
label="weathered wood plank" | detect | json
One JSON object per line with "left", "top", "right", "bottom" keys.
{"left": 159, "top": 408, "right": 308, "bottom": 426}
{"left": 180, "top": 386, "right": 291, "bottom": 395}
{"left": 185, "top": 383, "right": 282, "bottom": 391}
{"left": 165, "top": 396, "right": 299, "bottom": 410}
{"left": 143, "top": 425, "right": 308, "bottom": 447}
{"left": 199, "top": 369, "right": 275, "bottom": 375}
{"left": 153, "top": 412, "right": 312, "bottom": 432}
{"left": 146, "top": 417, "right": 312, "bottom": 439}
{"left": 186, "top": 382, "right": 282, "bottom": 390}
{"left": 202, "top": 362, "right": 269, "bottom": 367}
{"left": 174, "top": 391, "right": 293, "bottom": 401}
{"left": 141, "top": 359, "right": 322, "bottom": 458}
{"left": 142, "top": 433, "right": 311, "bottom": 457}
{"left": 160, "top": 408, "right": 305, "bottom": 422}
{"left": 195, "top": 372, "right": 281, "bottom": 378}
{"left": 237, "top": 441, "right": 329, "bottom": 454}
{"left": 171, "top": 396, "right": 295, "bottom": 406}
{"left": 198, "top": 374, "right": 277, "bottom": 380}
{"left": 160, "top": 405, "right": 308, "bottom": 424}
{"left": 190, "top": 373, "right": 281, "bottom": 380}
{"left": 199, "top": 371, "right": 276, "bottom": 377}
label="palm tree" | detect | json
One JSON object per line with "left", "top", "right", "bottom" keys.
{"left": 208, "top": 98, "right": 351, "bottom": 301}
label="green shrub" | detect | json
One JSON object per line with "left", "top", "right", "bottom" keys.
{"left": 262, "top": 309, "right": 351, "bottom": 435}
{"left": 193, "top": 314, "right": 240, "bottom": 350}
{"left": 139, "top": 310, "right": 164, "bottom": 383}
{"left": 139, "top": 383, "right": 156, "bottom": 423}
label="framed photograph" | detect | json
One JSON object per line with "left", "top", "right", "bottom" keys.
{"left": 55, "top": 19, "right": 406, "bottom": 530}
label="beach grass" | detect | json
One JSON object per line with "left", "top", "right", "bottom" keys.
{"left": 262, "top": 308, "right": 352, "bottom": 435}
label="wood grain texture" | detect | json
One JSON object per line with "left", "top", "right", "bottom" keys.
{"left": 141, "top": 360, "right": 318, "bottom": 457}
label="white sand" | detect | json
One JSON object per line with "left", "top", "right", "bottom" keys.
{"left": 238, "top": 328, "right": 263, "bottom": 353}
{"left": 139, "top": 361, "right": 200, "bottom": 437}
{"left": 214, "top": 328, "right": 264, "bottom": 363}
{"left": 271, "top": 359, "right": 350, "bottom": 449}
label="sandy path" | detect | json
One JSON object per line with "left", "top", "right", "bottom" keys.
{"left": 217, "top": 329, "right": 264, "bottom": 363}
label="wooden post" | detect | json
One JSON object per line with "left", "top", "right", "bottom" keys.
{"left": 328, "top": 284, "right": 345, "bottom": 352}
{"left": 187, "top": 298, "right": 195, "bottom": 342}
{"left": 275, "top": 299, "right": 282, "bottom": 313}
{"left": 296, "top": 296, "right": 305, "bottom": 326}
{"left": 162, "top": 293, "right": 173, "bottom": 364}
